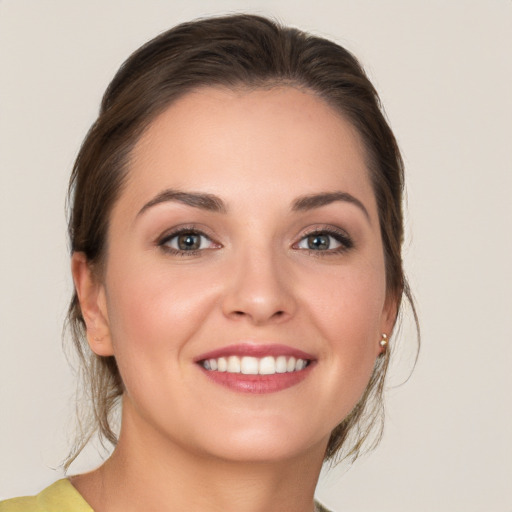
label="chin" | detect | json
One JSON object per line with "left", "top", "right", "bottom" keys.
{"left": 190, "top": 419, "right": 331, "bottom": 464}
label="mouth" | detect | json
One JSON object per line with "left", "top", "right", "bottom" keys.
{"left": 195, "top": 344, "right": 315, "bottom": 394}
{"left": 200, "top": 355, "right": 310, "bottom": 374}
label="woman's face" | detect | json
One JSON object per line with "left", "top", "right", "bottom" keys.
{"left": 79, "top": 86, "right": 396, "bottom": 463}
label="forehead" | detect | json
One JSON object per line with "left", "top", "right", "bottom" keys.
{"left": 123, "top": 86, "right": 376, "bottom": 216}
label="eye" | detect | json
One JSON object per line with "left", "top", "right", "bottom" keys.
{"left": 158, "top": 229, "right": 218, "bottom": 254}
{"left": 295, "top": 229, "right": 353, "bottom": 254}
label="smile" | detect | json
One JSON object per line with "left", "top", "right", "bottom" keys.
{"left": 195, "top": 344, "right": 315, "bottom": 394}
{"left": 201, "top": 355, "right": 309, "bottom": 375}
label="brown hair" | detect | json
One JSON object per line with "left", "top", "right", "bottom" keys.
{"left": 66, "top": 13, "right": 417, "bottom": 468}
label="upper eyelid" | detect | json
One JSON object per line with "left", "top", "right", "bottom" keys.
{"left": 297, "top": 225, "right": 352, "bottom": 240}
{"left": 293, "top": 226, "right": 354, "bottom": 250}
{"left": 156, "top": 225, "right": 217, "bottom": 244}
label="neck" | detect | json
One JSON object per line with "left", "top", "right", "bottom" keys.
{"left": 72, "top": 402, "right": 327, "bottom": 512}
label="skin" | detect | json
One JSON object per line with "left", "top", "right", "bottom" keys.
{"left": 71, "top": 86, "right": 397, "bottom": 512}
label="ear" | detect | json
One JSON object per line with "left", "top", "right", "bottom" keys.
{"left": 378, "top": 290, "right": 400, "bottom": 355}
{"left": 71, "top": 252, "right": 114, "bottom": 357}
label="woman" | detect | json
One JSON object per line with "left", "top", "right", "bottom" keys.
{"left": 1, "top": 14, "right": 415, "bottom": 512}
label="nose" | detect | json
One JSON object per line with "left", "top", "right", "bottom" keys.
{"left": 221, "top": 248, "right": 297, "bottom": 326}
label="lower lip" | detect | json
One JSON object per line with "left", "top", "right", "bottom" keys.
{"left": 199, "top": 364, "right": 314, "bottom": 394}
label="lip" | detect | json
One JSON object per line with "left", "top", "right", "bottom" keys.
{"left": 200, "top": 366, "right": 314, "bottom": 394}
{"left": 194, "top": 343, "right": 316, "bottom": 394}
{"left": 194, "top": 343, "right": 315, "bottom": 362}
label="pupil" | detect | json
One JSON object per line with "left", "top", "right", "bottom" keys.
{"left": 308, "top": 234, "right": 329, "bottom": 250}
{"left": 178, "top": 233, "right": 200, "bottom": 250}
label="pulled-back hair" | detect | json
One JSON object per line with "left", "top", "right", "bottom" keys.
{"left": 66, "top": 13, "right": 415, "bottom": 468}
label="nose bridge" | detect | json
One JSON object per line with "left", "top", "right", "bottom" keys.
{"left": 222, "top": 241, "right": 296, "bottom": 324}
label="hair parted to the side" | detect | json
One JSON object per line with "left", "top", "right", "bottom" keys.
{"left": 65, "top": 13, "right": 418, "bottom": 470}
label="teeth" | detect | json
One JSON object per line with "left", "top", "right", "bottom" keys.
{"left": 259, "top": 356, "right": 276, "bottom": 375}
{"left": 201, "top": 355, "right": 309, "bottom": 375}
{"left": 275, "top": 356, "right": 287, "bottom": 373}
{"left": 227, "top": 355, "right": 241, "bottom": 373}
{"left": 217, "top": 357, "right": 227, "bottom": 372}
{"left": 241, "top": 356, "right": 259, "bottom": 374}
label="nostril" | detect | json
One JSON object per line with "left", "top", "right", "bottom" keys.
{"left": 230, "top": 309, "right": 286, "bottom": 321}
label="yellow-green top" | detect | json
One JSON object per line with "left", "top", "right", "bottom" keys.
{"left": 0, "top": 479, "right": 92, "bottom": 512}
{"left": 1, "top": 479, "right": 332, "bottom": 512}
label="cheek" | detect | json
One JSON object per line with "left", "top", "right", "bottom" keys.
{"left": 105, "top": 262, "right": 218, "bottom": 355}
{"left": 100, "top": 260, "right": 225, "bottom": 430}
{"left": 302, "top": 261, "right": 386, "bottom": 408}
{"left": 307, "top": 260, "right": 386, "bottom": 342}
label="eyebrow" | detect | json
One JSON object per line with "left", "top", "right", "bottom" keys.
{"left": 137, "top": 189, "right": 227, "bottom": 216}
{"left": 292, "top": 192, "right": 370, "bottom": 221}
{"left": 137, "top": 188, "right": 369, "bottom": 221}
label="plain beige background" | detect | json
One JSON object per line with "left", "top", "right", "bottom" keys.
{"left": 1, "top": 1, "right": 511, "bottom": 510}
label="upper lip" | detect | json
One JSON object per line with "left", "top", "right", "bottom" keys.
{"left": 194, "top": 343, "right": 315, "bottom": 362}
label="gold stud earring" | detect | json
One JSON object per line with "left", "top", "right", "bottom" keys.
{"left": 379, "top": 333, "right": 388, "bottom": 349}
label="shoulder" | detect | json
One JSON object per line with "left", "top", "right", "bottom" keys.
{"left": 0, "top": 495, "right": 41, "bottom": 512}
{"left": 0, "top": 480, "right": 93, "bottom": 512}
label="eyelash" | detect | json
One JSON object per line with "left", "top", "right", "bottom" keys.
{"left": 156, "top": 226, "right": 354, "bottom": 257}
{"left": 157, "top": 226, "right": 219, "bottom": 256}
{"left": 294, "top": 227, "right": 354, "bottom": 256}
